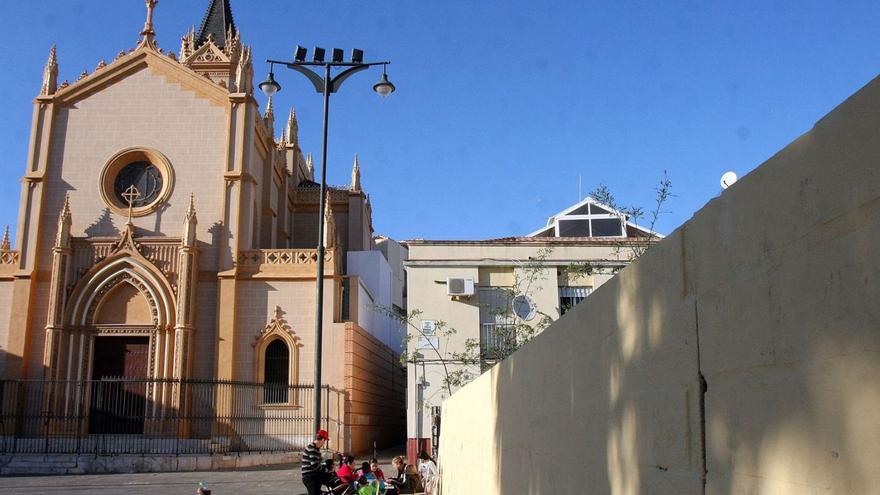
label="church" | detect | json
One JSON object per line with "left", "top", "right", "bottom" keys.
{"left": 0, "top": 0, "right": 405, "bottom": 459}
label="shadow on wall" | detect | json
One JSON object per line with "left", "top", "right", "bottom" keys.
{"left": 84, "top": 208, "right": 120, "bottom": 238}
{"left": 234, "top": 281, "right": 274, "bottom": 383}
{"left": 489, "top": 229, "right": 703, "bottom": 494}
{"left": 440, "top": 74, "right": 880, "bottom": 494}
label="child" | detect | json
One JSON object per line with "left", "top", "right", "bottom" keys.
{"left": 356, "top": 475, "right": 382, "bottom": 495}
{"left": 336, "top": 455, "right": 358, "bottom": 485}
{"left": 417, "top": 451, "right": 438, "bottom": 495}
{"left": 369, "top": 458, "right": 385, "bottom": 481}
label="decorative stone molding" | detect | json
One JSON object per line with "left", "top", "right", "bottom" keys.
{"left": 66, "top": 251, "right": 176, "bottom": 329}
{"left": 236, "top": 248, "right": 337, "bottom": 278}
{"left": 238, "top": 249, "right": 333, "bottom": 266}
{"left": 0, "top": 250, "right": 18, "bottom": 265}
{"left": 86, "top": 273, "right": 160, "bottom": 326}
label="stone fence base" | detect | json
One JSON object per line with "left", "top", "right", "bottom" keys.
{"left": 0, "top": 451, "right": 300, "bottom": 476}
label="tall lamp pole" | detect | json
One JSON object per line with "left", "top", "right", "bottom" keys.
{"left": 259, "top": 46, "right": 395, "bottom": 438}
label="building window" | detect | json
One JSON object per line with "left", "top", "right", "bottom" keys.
{"left": 478, "top": 288, "right": 516, "bottom": 359}
{"left": 559, "top": 286, "right": 593, "bottom": 315}
{"left": 553, "top": 202, "right": 626, "bottom": 238}
{"left": 263, "top": 340, "right": 290, "bottom": 404}
{"left": 99, "top": 147, "right": 175, "bottom": 217}
{"left": 114, "top": 161, "right": 164, "bottom": 207}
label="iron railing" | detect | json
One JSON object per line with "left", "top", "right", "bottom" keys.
{"left": 0, "top": 379, "right": 345, "bottom": 455}
{"left": 480, "top": 323, "right": 517, "bottom": 359}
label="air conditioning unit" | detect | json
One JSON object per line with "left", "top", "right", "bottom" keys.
{"left": 446, "top": 277, "right": 475, "bottom": 297}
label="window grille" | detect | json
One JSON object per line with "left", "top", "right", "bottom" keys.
{"left": 559, "top": 286, "right": 593, "bottom": 315}
{"left": 263, "top": 340, "right": 290, "bottom": 403}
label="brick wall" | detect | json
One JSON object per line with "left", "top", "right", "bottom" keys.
{"left": 344, "top": 322, "right": 406, "bottom": 455}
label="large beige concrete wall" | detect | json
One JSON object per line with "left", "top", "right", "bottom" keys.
{"left": 439, "top": 76, "right": 880, "bottom": 494}
{"left": 404, "top": 243, "right": 625, "bottom": 444}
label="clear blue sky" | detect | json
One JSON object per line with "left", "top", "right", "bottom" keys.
{"left": 1, "top": 0, "right": 878, "bottom": 243}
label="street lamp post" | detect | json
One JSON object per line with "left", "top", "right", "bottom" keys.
{"left": 259, "top": 46, "right": 394, "bottom": 438}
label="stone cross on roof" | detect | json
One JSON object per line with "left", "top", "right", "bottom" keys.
{"left": 138, "top": 0, "right": 160, "bottom": 50}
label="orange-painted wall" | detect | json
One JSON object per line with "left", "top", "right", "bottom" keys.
{"left": 344, "top": 323, "right": 406, "bottom": 455}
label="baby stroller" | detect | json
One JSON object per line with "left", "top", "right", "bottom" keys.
{"left": 319, "top": 459, "right": 357, "bottom": 495}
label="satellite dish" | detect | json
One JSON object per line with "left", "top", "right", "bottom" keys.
{"left": 721, "top": 171, "right": 738, "bottom": 189}
{"left": 511, "top": 294, "right": 536, "bottom": 321}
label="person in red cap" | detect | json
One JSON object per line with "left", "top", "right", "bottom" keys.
{"left": 302, "top": 429, "right": 330, "bottom": 495}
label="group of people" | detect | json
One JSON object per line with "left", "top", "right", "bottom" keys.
{"left": 301, "top": 430, "right": 438, "bottom": 495}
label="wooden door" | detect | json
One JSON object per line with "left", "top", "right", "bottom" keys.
{"left": 89, "top": 336, "right": 150, "bottom": 434}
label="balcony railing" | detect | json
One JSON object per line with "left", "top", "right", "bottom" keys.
{"left": 480, "top": 323, "right": 517, "bottom": 359}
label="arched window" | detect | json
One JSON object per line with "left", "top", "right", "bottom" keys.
{"left": 263, "top": 340, "right": 290, "bottom": 404}
{"left": 253, "top": 307, "right": 301, "bottom": 405}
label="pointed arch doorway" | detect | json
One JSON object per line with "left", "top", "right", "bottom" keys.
{"left": 87, "top": 280, "right": 156, "bottom": 434}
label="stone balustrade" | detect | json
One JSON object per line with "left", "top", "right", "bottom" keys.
{"left": 236, "top": 248, "right": 336, "bottom": 278}
{"left": 0, "top": 250, "right": 19, "bottom": 265}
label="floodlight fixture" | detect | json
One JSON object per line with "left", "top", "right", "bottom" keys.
{"left": 332, "top": 48, "right": 344, "bottom": 63}
{"left": 313, "top": 47, "right": 326, "bottom": 62}
{"left": 294, "top": 45, "right": 307, "bottom": 62}
{"left": 351, "top": 49, "right": 364, "bottom": 64}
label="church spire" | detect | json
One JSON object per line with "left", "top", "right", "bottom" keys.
{"left": 182, "top": 194, "right": 198, "bottom": 247}
{"left": 286, "top": 108, "right": 299, "bottom": 147}
{"left": 138, "top": 0, "right": 160, "bottom": 50}
{"left": 197, "top": 0, "right": 236, "bottom": 48}
{"left": 264, "top": 97, "right": 275, "bottom": 121}
{"left": 306, "top": 153, "right": 314, "bottom": 180}
{"left": 351, "top": 155, "right": 362, "bottom": 192}
{"left": 1, "top": 225, "right": 10, "bottom": 251}
{"left": 56, "top": 195, "right": 73, "bottom": 249}
{"left": 41, "top": 45, "right": 58, "bottom": 96}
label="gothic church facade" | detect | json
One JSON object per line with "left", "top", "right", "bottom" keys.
{"left": 0, "top": 0, "right": 404, "bottom": 454}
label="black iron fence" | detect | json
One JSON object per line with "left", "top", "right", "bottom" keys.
{"left": 0, "top": 379, "right": 345, "bottom": 455}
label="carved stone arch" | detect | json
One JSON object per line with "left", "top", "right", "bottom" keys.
{"left": 67, "top": 251, "right": 176, "bottom": 329}
{"left": 89, "top": 273, "right": 158, "bottom": 326}
{"left": 253, "top": 306, "right": 302, "bottom": 404}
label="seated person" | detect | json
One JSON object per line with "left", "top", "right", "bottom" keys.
{"left": 384, "top": 456, "right": 422, "bottom": 495}
{"left": 336, "top": 455, "right": 359, "bottom": 486}
{"left": 356, "top": 475, "right": 383, "bottom": 495}
{"left": 369, "top": 458, "right": 385, "bottom": 481}
{"left": 322, "top": 460, "right": 344, "bottom": 486}
{"left": 357, "top": 461, "right": 372, "bottom": 478}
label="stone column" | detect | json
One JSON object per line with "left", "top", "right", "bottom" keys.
{"left": 41, "top": 196, "right": 73, "bottom": 434}
{"left": 5, "top": 47, "right": 59, "bottom": 379}
{"left": 173, "top": 195, "right": 199, "bottom": 381}
{"left": 171, "top": 196, "right": 199, "bottom": 434}
{"left": 42, "top": 195, "right": 72, "bottom": 380}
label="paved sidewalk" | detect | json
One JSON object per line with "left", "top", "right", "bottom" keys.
{"left": 0, "top": 448, "right": 406, "bottom": 495}
{"left": 1, "top": 465, "right": 305, "bottom": 495}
